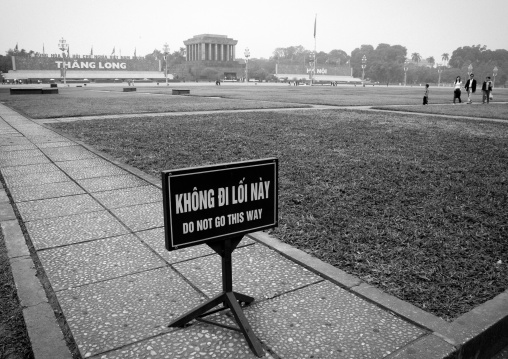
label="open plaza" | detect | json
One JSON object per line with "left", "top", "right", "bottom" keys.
{"left": 1, "top": 82, "right": 508, "bottom": 358}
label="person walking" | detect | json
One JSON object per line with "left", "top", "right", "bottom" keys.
{"left": 423, "top": 84, "right": 429, "bottom": 105}
{"left": 482, "top": 76, "right": 493, "bottom": 104}
{"left": 453, "top": 76, "right": 462, "bottom": 104}
{"left": 464, "top": 73, "right": 477, "bottom": 104}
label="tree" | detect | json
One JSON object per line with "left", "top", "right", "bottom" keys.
{"left": 145, "top": 49, "right": 163, "bottom": 60}
{"left": 170, "top": 48, "right": 186, "bottom": 65}
{"left": 427, "top": 56, "right": 435, "bottom": 68}
{"left": 367, "top": 44, "right": 407, "bottom": 84}
{"left": 285, "top": 45, "right": 305, "bottom": 63}
{"left": 350, "top": 44, "right": 374, "bottom": 78}
{"left": 449, "top": 45, "right": 484, "bottom": 68}
{"left": 315, "top": 51, "right": 328, "bottom": 66}
{"left": 411, "top": 52, "right": 421, "bottom": 63}
{"left": 272, "top": 48, "right": 286, "bottom": 63}
{"left": 442, "top": 53, "right": 449, "bottom": 64}
{"left": 0, "top": 55, "right": 12, "bottom": 73}
{"left": 327, "top": 49, "right": 350, "bottom": 66}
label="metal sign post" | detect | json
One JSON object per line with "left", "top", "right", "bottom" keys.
{"left": 162, "top": 158, "right": 278, "bottom": 357}
{"left": 169, "top": 236, "right": 263, "bottom": 356}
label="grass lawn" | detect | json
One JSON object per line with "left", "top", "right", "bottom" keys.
{"left": 0, "top": 228, "right": 34, "bottom": 359}
{"left": 0, "top": 87, "right": 308, "bottom": 119}
{"left": 47, "top": 109, "right": 508, "bottom": 321}
{"left": 3, "top": 85, "right": 507, "bottom": 120}
{"left": 136, "top": 84, "right": 508, "bottom": 106}
{"left": 372, "top": 103, "right": 508, "bottom": 120}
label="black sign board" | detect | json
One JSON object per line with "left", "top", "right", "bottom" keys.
{"left": 162, "top": 158, "right": 278, "bottom": 251}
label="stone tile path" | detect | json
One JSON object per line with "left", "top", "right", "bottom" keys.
{"left": 1, "top": 103, "right": 505, "bottom": 358}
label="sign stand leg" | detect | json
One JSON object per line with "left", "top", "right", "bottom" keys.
{"left": 168, "top": 237, "right": 264, "bottom": 357}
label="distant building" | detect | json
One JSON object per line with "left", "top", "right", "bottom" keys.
{"left": 175, "top": 34, "right": 245, "bottom": 81}
{"left": 184, "top": 34, "right": 237, "bottom": 62}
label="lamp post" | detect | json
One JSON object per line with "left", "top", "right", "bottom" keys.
{"left": 309, "top": 52, "right": 315, "bottom": 85}
{"left": 361, "top": 55, "right": 367, "bottom": 87}
{"left": 244, "top": 48, "right": 250, "bottom": 82}
{"left": 493, "top": 66, "right": 498, "bottom": 89}
{"left": 403, "top": 59, "right": 409, "bottom": 86}
{"left": 309, "top": 61, "right": 315, "bottom": 85}
{"left": 437, "top": 67, "right": 443, "bottom": 87}
{"left": 467, "top": 63, "right": 473, "bottom": 76}
{"left": 58, "top": 37, "right": 68, "bottom": 86}
{"left": 163, "top": 43, "right": 170, "bottom": 86}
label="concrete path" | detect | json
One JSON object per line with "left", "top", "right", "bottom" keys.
{"left": 1, "top": 103, "right": 507, "bottom": 359}
{"left": 34, "top": 101, "right": 508, "bottom": 126}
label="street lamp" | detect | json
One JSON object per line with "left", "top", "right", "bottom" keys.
{"left": 58, "top": 37, "right": 68, "bottom": 86}
{"left": 361, "top": 55, "right": 367, "bottom": 86}
{"left": 163, "top": 43, "right": 170, "bottom": 86}
{"left": 467, "top": 63, "right": 473, "bottom": 76}
{"left": 403, "top": 59, "right": 409, "bottom": 86}
{"left": 244, "top": 48, "right": 250, "bottom": 82}
{"left": 493, "top": 66, "right": 498, "bottom": 89}
{"left": 437, "top": 67, "right": 443, "bottom": 87}
{"left": 309, "top": 52, "right": 316, "bottom": 85}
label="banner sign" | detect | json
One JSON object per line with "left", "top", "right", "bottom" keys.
{"left": 307, "top": 67, "right": 328, "bottom": 74}
{"left": 55, "top": 61, "right": 127, "bottom": 70}
{"left": 162, "top": 158, "right": 278, "bottom": 251}
{"left": 13, "top": 56, "right": 159, "bottom": 72}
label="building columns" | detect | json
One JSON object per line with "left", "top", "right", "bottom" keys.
{"left": 185, "top": 42, "right": 236, "bottom": 62}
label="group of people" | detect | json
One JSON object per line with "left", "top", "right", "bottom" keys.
{"left": 423, "top": 74, "right": 494, "bottom": 105}
{"left": 452, "top": 74, "right": 493, "bottom": 104}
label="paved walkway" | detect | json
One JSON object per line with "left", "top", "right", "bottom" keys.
{"left": 1, "top": 103, "right": 507, "bottom": 359}
{"left": 35, "top": 102, "right": 508, "bottom": 126}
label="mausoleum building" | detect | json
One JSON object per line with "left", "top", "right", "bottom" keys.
{"left": 184, "top": 34, "right": 237, "bottom": 62}
{"left": 177, "top": 34, "right": 244, "bottom": 80}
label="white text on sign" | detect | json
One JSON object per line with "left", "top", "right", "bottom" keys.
{"left": 175, "top": 180, "right": 271, "bottom": 214}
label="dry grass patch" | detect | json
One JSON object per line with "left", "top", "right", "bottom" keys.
{"left": 0, "top": 88, "right": 307, "bottom": 119}
{"left": 373, "top": 103, "right": 508, "bottom": 120}
{"left": 0, "top": 229, "right": 34, "bottom": 359}
{"left": 48, "top": 109, "right": 508, "bottom": 321}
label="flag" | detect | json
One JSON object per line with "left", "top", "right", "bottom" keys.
{"left": 134, "top": 48, "right": 136, "bottom": 57}
{"left": 90, "top": 46, "right": 93, "bottom": 56}
{"left": 111, "top": 47, "right": 115, "bottom": 56}
{"left": 15, "top": 43, "right": 18, "bottom": 51}
{"left": 313, "top": 15, "right": 317, "bottom": 38}
{"left": 42, "top": 43, "right": 45, "bottom": 54}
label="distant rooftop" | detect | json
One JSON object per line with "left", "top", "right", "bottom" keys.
{"left": 193, "top": 34, "right": 227, "bottom": 38}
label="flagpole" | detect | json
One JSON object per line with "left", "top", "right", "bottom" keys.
{"left": 312, "top": 14, "right": 317, "bottom": 86}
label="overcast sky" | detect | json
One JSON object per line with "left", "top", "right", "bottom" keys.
{"left": 2, "top": 0, "right": 507, "bottom": 63}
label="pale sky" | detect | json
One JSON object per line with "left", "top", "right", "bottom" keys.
{"left": 2, "top": 0, "right": 507, "bottom": 63}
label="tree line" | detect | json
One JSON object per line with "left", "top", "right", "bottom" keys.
{"left": 2, "top": 44, "right": 506, "bottom": 86}
{"left": 266, "top": 44, "right": 506, "bottom": 85}
{"left": 271, "top": 43, "right": 507, "bottom": 86}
